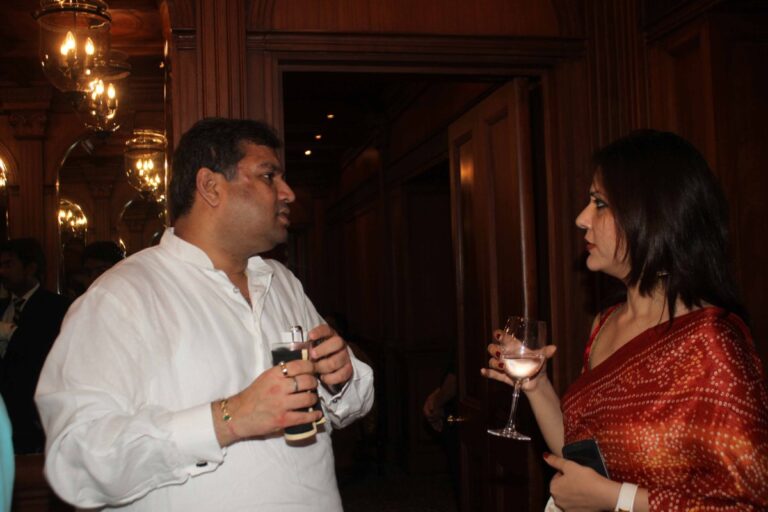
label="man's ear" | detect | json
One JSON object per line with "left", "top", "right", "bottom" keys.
{"left": 196, "top": 167, "right": 222, "bottom": 207}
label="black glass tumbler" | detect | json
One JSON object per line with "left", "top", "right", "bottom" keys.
{"left": 271, "top": 326, "right": 317, "bottom": 441}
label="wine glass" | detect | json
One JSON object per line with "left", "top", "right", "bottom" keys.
{"left": 487, "top": 315, "right": 547, "bottom": 440}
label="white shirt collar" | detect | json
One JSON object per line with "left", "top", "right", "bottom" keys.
{"left": 13, "top": 281, "right": 40, "bottom": 304}
{"left": 159, "top": 228, "right": 273, "bottom": 278}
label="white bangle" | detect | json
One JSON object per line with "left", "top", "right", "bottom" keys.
{"left": 614, "top": 482, "right": 638, "bottom": 512}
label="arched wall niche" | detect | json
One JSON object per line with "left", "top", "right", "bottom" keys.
{"left": 0, "top": 142, "right": 18, "bottom": 242}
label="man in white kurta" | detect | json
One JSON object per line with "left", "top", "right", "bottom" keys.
{"left": 35, "top": 118, "right": 374, "bottom": 511}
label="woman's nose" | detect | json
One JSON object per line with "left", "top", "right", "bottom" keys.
{"left": 575, "top": 206, "right": 591, "bottom": 230}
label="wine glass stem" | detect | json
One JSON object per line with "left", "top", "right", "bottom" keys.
{"left": 505, "top": 381, "right": 522, "bottom": 431}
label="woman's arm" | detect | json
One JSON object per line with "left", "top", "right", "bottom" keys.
{"left": 481, "top": 329, "right": 564, "bottom": 453}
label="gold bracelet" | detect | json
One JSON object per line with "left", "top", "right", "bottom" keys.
{"left": 220, "top": 398, "right": 232, "bottom": 422}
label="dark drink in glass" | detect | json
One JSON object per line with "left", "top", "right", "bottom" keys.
{"left": 271, "top": 326, "right": 317, "bottom": 441}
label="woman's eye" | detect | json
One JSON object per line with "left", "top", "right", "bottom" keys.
{"left": 592, "top": 197, "right": 607, "bottom": 209}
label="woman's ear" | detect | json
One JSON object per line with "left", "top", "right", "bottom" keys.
{"left": 195, "top": 167, "right": 221, "bottom": 208}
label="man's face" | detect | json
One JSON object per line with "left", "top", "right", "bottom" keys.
{"left": 0, "top": 252, "right": 35, "bottom": 296}
{"left": 219, "top": 143, "right": 295, "bottom": 254}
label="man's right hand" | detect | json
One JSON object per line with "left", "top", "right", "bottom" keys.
{"left": 212, "top": 358, "right": 323, "bottom": 447}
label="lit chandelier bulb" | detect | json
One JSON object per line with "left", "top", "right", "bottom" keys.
{"left": 85, "top": 37, "right": 94, "bottom": 56}
{"left": 60, "top": 31, "right": 76, "bottom": 56}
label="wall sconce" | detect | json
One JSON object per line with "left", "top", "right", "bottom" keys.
{"left": 0, "top": 158, "right": 7, "bottom": 191}
{"left": 124, "top": 129, "right": 167, "bottom": 200}
{"left": 34, "top": 0, "right": 113, "bottom": 93}
{"left": 58, "top": 198, "right": 88, "bottom": 238}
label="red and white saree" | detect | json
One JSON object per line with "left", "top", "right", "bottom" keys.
{"left": 562, "top": 307, "right": 768, "bottom": 510}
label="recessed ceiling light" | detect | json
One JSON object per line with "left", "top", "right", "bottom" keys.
{"left": 326, "top": 113, "right": 335, "bottom": 119}
{"left": 304, "top": 149, "right": 312, "bottom": 156}
{"left": 315, "top": 134, "right": 322, "bottom": 140}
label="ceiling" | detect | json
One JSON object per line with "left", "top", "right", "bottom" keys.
{"left": 1, "top": 2, "right": 500, "bottom": 191}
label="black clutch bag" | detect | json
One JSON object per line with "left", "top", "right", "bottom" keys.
{"left": 562, "top": 438, "right": 610, "bottom": 479}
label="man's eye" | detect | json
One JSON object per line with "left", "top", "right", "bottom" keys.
{"left": 262, "top": 172, "right": 275, "bottom": 184}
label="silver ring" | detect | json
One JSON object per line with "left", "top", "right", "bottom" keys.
{"left": 292, "top": 376, "right": 299, "bottom": 393}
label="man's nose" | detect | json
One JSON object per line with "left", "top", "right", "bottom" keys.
{"left": 280, "top": 181, "right": 296, "bottom": 203}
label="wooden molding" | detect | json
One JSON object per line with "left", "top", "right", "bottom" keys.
{"left": 247, "top": 32, "right": 585, "bottom": 68}
{"left": 8, "top": 110, "right": 48, "bottom": 140}
{"left": 643, "top": 0, "right": 723, "bottom": 41}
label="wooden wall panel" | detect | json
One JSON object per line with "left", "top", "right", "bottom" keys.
{"left": 540, "top": 58, "right": 594, "bottom": 393}
{"left": 648, "top": 23, "right": 717, "bottom": 164}
{"left": 198, "top": 0, "right": 247, "bottom": 119}
{"left": 388, "top": 83, "right": 497, "bottom": 163}
{"left": 343, "top": 207, "right": 383, "bottom": 342}
{"left": 647, "top": 7, "right": 768, "bottom": 362}
{"left": 265, "top": 0, "right": 562, "bottom": 37}
{"left": 585, "top": 0, "right": 649, "bottom": 146}
{"left": 708, "top": 11, "right": 768, "bottom": 359}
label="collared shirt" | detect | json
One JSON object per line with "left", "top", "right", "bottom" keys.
{"left": 0, "top": 282, "right": 40, "bottom": 352}
{"left": 1, "top": 282, "right": 39, "bottom": 322}
{"left": 35, "top": 229, "right": 374, "bottom": 511}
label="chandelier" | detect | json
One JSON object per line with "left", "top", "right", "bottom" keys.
{"left": 34, "top": 1, "right": 113, "bottom": 93}
{"left": 124, "top": 130, "right": 167, "bottom": 200}
{"left": 73, "top": 50, "right": 129, "bottom": 132}
{"left": 58, "top": 198, "right": 88, "bottom": 238}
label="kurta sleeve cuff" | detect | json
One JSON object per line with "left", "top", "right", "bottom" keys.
{"left": 164, "top": 403, "right": 225, "bottom": 471}
{"left": 319, "top": 353, "right": 374, "bottom": 428}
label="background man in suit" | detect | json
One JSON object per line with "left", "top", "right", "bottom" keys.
{"left": 0, "top": 238, "right": 70, "bottom": 453}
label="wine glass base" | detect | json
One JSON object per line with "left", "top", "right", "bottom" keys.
{"left": 487, "top": 428, "right": 531, "bottom": 441}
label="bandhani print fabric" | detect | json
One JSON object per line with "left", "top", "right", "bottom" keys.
{"left": 562, "top": 307, "right": 768, "bottom": 511}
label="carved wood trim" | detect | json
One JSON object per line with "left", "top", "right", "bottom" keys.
{"left": 246, "top": 32, "right": 585, "bottom": 67}
{"left": 643, "top": 0, "right": 723, "bottom": 41}
{"left": 198, "top": 0, "right": 247, "bottom": 119}
{"left": 8, "top": 111, "right": 48, "bottom": 140}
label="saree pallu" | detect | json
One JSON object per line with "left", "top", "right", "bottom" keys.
{"left": 562, "top": 307, "right": 768, "bottom": 511}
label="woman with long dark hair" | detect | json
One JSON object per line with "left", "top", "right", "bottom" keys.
{"left": 483, "top": 130, "right": 768, "bottom": 511}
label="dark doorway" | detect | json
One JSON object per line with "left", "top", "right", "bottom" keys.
{"left": 281, "top": 71, "right": 510, "bottom": 511}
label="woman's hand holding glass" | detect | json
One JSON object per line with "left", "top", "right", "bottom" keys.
{"left": 482, "top": 328, "right": 557, "bottom": 392}
{"left": 486, "top": 316, "right": 552, "bottom": 440}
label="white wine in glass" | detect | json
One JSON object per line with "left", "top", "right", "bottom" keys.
{"left": 487, "top": 315, "right": 547, "bottom": 441}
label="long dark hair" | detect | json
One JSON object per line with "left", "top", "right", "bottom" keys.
{"left": 594, "top": 130, "right": 746, "bottom": 322}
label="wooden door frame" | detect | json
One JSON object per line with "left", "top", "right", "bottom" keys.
{"left": 246, "top": 31, "right": 593, "bottom": 393}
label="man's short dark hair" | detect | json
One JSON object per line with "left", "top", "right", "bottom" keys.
{"left": 168, "top": 118, "right": 282, "bottom": 221}
{"left": 82, "top": 241, "right": 124, "bottom": 266}
{"left": 0, "top": 238, "right": 46, "bottom": 281}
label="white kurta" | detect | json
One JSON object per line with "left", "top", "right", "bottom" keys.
{"left": 35, "top": 229, "right": 374, "bottom": 511}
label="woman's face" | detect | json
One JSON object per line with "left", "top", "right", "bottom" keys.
{"left": 575, "top": 176, "right": 629, "bottom": 279}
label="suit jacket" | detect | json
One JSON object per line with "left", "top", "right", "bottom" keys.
{"left": 0, "top": 287, "right": 70, "bottom": 453}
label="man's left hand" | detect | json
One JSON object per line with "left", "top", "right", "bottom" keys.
{"left": 308, "top": 324, "right": 353, "bottom": 391}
